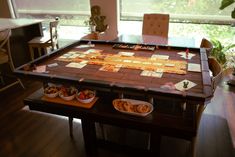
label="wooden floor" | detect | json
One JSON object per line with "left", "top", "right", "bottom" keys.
{"left": 0, "top": 75, "right": 235, "bottom": 157}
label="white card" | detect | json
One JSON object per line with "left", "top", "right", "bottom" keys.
{"left": 188, "top": 63, "right": 201, "bottom": 72}
{"left": 165, "top": 63, "right": 175, "bottom": 67}
{"left": 76, "top": 44, "right": 95, "bottom": 48}
{"left": 151, "top": 71, "right": 163, "bottom": 78}
{"left": 85, "top": 49, "right": 102, "bottom": 54}
{"left": 175, "top": 79, "right": 197, "bottom": 91}
{"left": 47, "top": 63, "right": 58, "bottom": 67}
{"left": 123, "top": 60, "right": 132, "bottom": 63}
{"left": 151, "top": 54, "right": 169, "bottom": 60}
{"left": 66, "top": 62, "right": 87, "bottom": 69}
{"left": 140, "top": 70, "right": 152, "bottom": 76}
{"left": 118, "top": 51, "right": 134, "bottom": 57}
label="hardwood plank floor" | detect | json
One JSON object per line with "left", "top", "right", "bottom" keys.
{"left": 0, "top": 77, "right": 235, "bottom": 157}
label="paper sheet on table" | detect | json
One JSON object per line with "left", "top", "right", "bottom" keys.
{"left": 175, "top": 79, "right": 197, "bottom": 91}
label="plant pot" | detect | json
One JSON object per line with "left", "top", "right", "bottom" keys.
{"left": 89, "top": 25, "right": 96, "bottom": 33}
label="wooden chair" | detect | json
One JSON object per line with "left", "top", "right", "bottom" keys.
{"left": 200, "top": 38, "right": 213, "bottom": 57}
{"left": 28, "top": 20, "right": 59, "bottom": 60}
{"left": 188, "top": 57, "right": 222, "bottom": 157}
{"left": 0, "top": 29, "right": 24, "bottom": 92}
{"left": 208, "top": 57, "right": 223, "bottom": 92}
{"left": 142, "top": 13, "right": 169, "bottom": 37}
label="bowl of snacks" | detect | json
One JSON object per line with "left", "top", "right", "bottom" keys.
{"left": 44, "top": 86, "right": 60, "bottom": 98}
{"left": 59, "top": 86, "right": 78, "bottom": 101}
{"left": 76, "top": 89, "right": 95, "bottom": 103}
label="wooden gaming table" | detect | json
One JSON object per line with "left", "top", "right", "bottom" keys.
{"left": 15, "top": 39, "right": 213, "bottom": 155}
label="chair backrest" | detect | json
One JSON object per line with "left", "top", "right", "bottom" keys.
{"left": 49, "top": 20, "right": 59, "bottom": 49}
{"left": 208, "top": 57, "right": 223, "bottom": 92}
{"left": 0, "top": 29, "right": 11, "bottom": 52}
{"left": 200, "top": 38, "right": 213, "bottom": 57}
{"left": 0, "top": 29, "right": 15, "bottom": 69}
{"left": 142, "top": 13, "right": 169, "bottom": 37}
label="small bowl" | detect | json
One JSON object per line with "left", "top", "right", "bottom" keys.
{"left": 59, "top": 87, "right": 78, "bottom": 101}
{"left": 76, "top": 90, "right": 95, "bottom": 103}
{"left": 59, "top": 91, "right": 75, "bottom": 101}
{"left": 44, "top": 86, "right": 59, "bottom": 98}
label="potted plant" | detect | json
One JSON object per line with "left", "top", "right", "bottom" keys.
{"left": 210, "top": 39, "right": 235, "bottom": 69}
{"left": 85, "top": 5, "right": 108, "bottom": 33}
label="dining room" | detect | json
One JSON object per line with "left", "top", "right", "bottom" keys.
{"left": 0, "top": 1, "right": 235, "bottom": 157}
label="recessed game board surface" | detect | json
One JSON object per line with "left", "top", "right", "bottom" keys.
{"left": 56, "top": 50, "right": 187, "bottom": 74}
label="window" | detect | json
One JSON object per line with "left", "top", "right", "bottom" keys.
{"left": 13, "top": 0, "right": 91, "bottom": 26}
{"left": 120, "top": 0, "right": 234, "bottom": 25}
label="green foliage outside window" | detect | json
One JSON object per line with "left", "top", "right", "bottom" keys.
{"left": 220, "top": 0, "right": 235, "bottom": 18}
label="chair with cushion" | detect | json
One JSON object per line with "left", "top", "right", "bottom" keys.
{"left": 0, "top": 29, "right": 24, "bottom": 92}
{"left": 28, "top": 20, "right": 59, "bottom": 60}
{"left": 142, "top": 13, "right": 169, "bottom": 37}
{"left": 200, "top": 38, "right": 213, "bottom": 58}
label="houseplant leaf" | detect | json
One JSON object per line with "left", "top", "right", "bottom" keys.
{"left": 220, "top": 0, "right": 235, "bottom": 9}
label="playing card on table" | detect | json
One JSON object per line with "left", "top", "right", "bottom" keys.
{"left": 76, "top": 44, "right": 95, "bottom": 48}
{"left": 99, "top": 64, "right": 121, "bottom": 72}
{"left": 47, "top": 63, "right": 58, "bottom": 68}
{"left": 188, "top": 63, "right": 201, "bottom": 72}
{"left": 175, "top": 79, "right": 197, "bottom": 91}
{"left": 151, "top": 71, "right": 163, "bottom": 78}
{"left": 66, "top": 62, "right": 87, "bottom": 69}
{"left": 165, "top": 63, "right": 175, "bottom": 67}
{"left": 118, "top": 51, "right": 134, "bottom": 57}
{"left": 123, "top": 59, "right": 132, "bottom": 63}
{"left": 153, "top": 62, "right": 163, "bottom": 66}
{"left": 33, "top": 65, "right": 47, "bottom": 73}
{"left": 151, "top": 54, "right": 169, "bottom": 60}
{"left": 140, "top": 70, "right": 163, "bottom": 78}
{"left": 85, "top": 49, "right": 103, "bottom": 54}
{"left": 143, "top": 62, "right": 151, "bottom": 65}
{"left": 68, "top": 54, "right": 80, "bottom": 58}
{"left": 140, "top": 70, "right": 152, "bottom": 77}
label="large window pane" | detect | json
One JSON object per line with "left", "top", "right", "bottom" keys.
{"left": 13, "top": 0, "right": 91, "bottom": 26}
{"left": 120, "top": 0, "right": 234, "bottom": 24}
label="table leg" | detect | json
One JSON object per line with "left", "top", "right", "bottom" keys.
{"left": 149, "top": 132, "right": 161, "bottom": 157}
{"left": 81, "top": 118, "right": 97, "bottom": 155}
{"left": 68, "top": 116, "right": 73, "bottom": 138}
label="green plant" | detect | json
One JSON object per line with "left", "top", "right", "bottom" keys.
{"left": 211, "top": 39, "right": 235, "bottom": 68}
{"left": 85, "top": 5, "right": 108, "bottom": 32}
{"left": 220, "top": 0, "right": 235, "bottom": 18}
